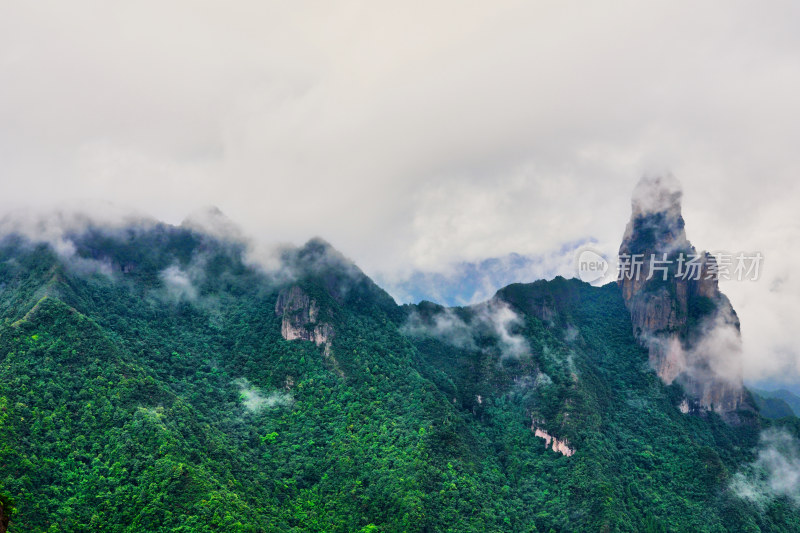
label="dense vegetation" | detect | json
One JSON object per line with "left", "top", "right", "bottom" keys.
{"left": 751, "top": 389, "right": 800, "bottom": 419}
{"left": 0, "top": 224, "right": 798, "bottom": 531}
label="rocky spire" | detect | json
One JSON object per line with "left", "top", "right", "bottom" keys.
{"left": 618, "top": 176, "right": 745, "bottom": 417}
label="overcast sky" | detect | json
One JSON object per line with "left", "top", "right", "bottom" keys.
{"left": 1, "top": 1, "right": 798, "bottom": 385}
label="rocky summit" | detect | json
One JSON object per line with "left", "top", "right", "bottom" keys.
{"left": 618, "top": 176, "right": 746, "bottom": 417}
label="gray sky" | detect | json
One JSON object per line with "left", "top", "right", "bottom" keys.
{"left": 1, "top": 1, "right": 798, "bottom": 384}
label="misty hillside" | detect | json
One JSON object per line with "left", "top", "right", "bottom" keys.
{"left": 0, "top": 216, "right": 797, "bottom": 533}
{"left": 751, "top": 389, "right": 800, "bottom": 419}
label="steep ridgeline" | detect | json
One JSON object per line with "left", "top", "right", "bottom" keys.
{"left": 618, "top": 176, "right": 745, "bottom": 416}
{"left": 0, "top": 211, "right": 797, "bottom": 531}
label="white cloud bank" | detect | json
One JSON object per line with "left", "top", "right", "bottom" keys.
{"left": 0, "top": 1, "right": 797, "bottom": 383}
{"left": 732, "top": 428, "right": 800, "bottom": 508}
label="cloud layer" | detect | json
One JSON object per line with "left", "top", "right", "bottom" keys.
{"left": 0, "top": 2, "right": 798, "bottom": 384}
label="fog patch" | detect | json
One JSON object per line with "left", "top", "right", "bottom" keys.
{"left": 622, "top": 174, "right": 690, "bottom": 254}
{"left": 0, "top": 207, "right": 145, "bottom": 279}
{"left": 631, "top": 174, "right": 683, "bottom": 218}
{"left": 564, "top": 324, "right": 579, "bottom": 343}
{"left": 480, "top": 300, "right": 529, "bottom": 359}
{"left": 402, "top": 298, "right": 529, "bottom": 359}
{"left": 155, "top": 252, "right": 225, "bottom": 316}
{"left": 234, "top": 378, "right": 292, "bottom": 412}
{"left": 53, "top": 237, "right": 115, "bottom": 278}
{"left": 685, "top": 306, "right": 744, "bottom": 385}
{"left": 401, "top": 307, "right": 477, "bottom": 350}
{"left": 543, "top": 345, "right": 578, "bottom": 377}
{"left": 178, "top": 205, "right": 301, "bottom": 290}
{"left": 534, "top": 372, "right": 553, "bottom": 387}
{"left": 0, "top": 203, "right": 155, "bottom": 247}
{"left": 244, "top": 241, "right": 293, "bottom": 281}
{"left": 731, "top": 428, "right": 800, "bottom": 508}
{"left": 159, "top": 265, "right": 198, "bottom": 302}
{"left": 181, "top": 206, "right": 245, "bottom": 242}
{"left": 243, "top": 237, "right": 369, "bottom": 300}
{"left": 642, "top": 305, "right": 744, "bottom": 392}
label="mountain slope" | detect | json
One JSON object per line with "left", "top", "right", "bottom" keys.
{"left": 0, "top": 222, "right": 798, "bottom": 532}
{"left": 752, "top": 389, "right": 800, "bottom": 418}
{"left": 750, "top": 392, "right": 796, "bottom": 419}
{"left": 404, "top": 278, "right": 786, "bottom": 531}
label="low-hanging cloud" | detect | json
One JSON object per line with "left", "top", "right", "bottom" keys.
{"left": 731, "top": 428, "right": 800, "bottom": 508}
{"left": 159, "top": 265, "right": 198, "bottom": 302}
{"left": 402, "top": 299, "right": 530, "bottom": 360}
{"left": 637, "top": 303, "right": 745, "bottom": 400}
{"left": 486, "top": 300, "right": 529, "bottom": 359}
{"left": 401, "top": 307, "right": 478, "bottom": 351}
{"left": 234, "top": 378, "right": 292, "bottom": 412}
{"left": 0, "top": 206, "right": 151, "bottom": 279}
{"left": 630, "top": 174, "right": 684, "bottom": 220}
{"left": 685, "top": 306, "right": 744, "bottom": 385}
{"left": 0, "top": 2, "right": 798, "bottom": 386}
{"left": 48, "top": 236, "right": 115, "bottom": 278}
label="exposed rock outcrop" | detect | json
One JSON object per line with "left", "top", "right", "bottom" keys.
{"left": 531, "top": 420, "right": 575, "bottom": 457}
{"left": 275, "top": 285, "right": 334, "bottom": 356}
{"left": 618, "top": 176, "right": 744, "bottom": 415}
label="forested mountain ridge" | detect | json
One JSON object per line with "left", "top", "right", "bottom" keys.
{"left": 0, "top": 216, "right": 798, "bottom": 532}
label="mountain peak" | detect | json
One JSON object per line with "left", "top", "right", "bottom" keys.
{"left": 280, "top": 238, "right": 398, "bottom": 317}
{"left": 621, "top": 175, "right": 689, "bottom": 256}
{"left": 298, "top": 236, "right": 340, "bottom": 259}
{"left": 284, "top": 237, "right": 356, "bottom": 277}
{"left": 180, "top": 206, "right": 243, "bottom": 241}
{"left": 618, "top": 175, "right": 746, "bottom": 417}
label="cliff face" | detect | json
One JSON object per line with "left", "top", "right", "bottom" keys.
{"left": 531, "top": 419, "right": 575, "bottom": 457}
{"left": 618, "top": 176, "right": 744, "bottom": 415}
{"left": 275, "top": 285, "right": 334, "bottom": 356}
